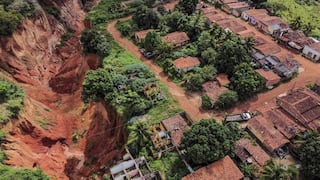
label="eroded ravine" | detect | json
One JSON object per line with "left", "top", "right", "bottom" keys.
{"left": 0, "top": 0, "right": 125, "bottom": 179}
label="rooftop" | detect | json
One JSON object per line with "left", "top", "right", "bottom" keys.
{"left": 205, "top": 13, "right": 230, "bottom": 23}
{"left": 201, "top": 6, "right": 219, "bottom": 14}
{"left": 260, "top": 16, "right": 289, "bottom": 29}
{"left": 135, "top": 29, "right": 153, "bottom": 40}
{"left": 182, "top": 156, "right": 244, "bottom": 180}
{"left": 172, "top": 56, "right": 200, "bottom": 69}
{"left": 244, "top": 9, "right": 268, "bottom": 17}
{"left": 309, "top": 42, "right": 320, "bottom": 51}
{"left": 219, "top": 0, "right": 240, "bottom": 4}
{"left": 255, "top": 43, "right": 281, "bottom": 56}
{"left": 218, "top": 20, "right": 247, "bottom": 33}
{"left": 202, "top": 81, "right": 228, "bottom": 103}
{"left": 216, "top": 73, "right": 230, "bottom": 86}
{"left": 263, "top": 109, "right": 306, "bottom": 139}
{"left": 225, "top": 2, "right": 250, "bottom": 9}
{"left": 235, "top": 138, "right": 270, "bottom": 167}
{"left": 277, "top": 88, "right": 320, "bottom": 130}
{"left": 161, "top": 114, "right": 190, "bottom": 146}
{"left": 161, "top": 32, "right": 190, "bottom": 47}
{"left": 255, "top": 69, "right": 281, "bottom": 84}
{"left": 237, "top": 31, "right": 256, "bottom": 37}
{"left": 247, "top": 116, "right": 289, "bottom": 153}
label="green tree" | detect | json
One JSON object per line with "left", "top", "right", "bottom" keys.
{"left": 196, "top": 65, "right": 217, "bottom": 81}
{"left": 81, "top": 69, "right": 114, "bottom": 103}
{"left": 215, "top": 90, "right": 238, "bottom": 109}
{"left": 127, "top": 122, "right": 152, "bottom": 156}
{"left": 232, "top": 63, "right": 263, "bottom": 99}
{"left": 145, "top": 0, "right": 155, "bottom": 7}
{"left": 180, "top": 119, "right": 240, "bottom": 165}
{"left": 142, "top": 31, "right": 161, "bottom": 52}
{"left": 132, "top": 6, "right": 159, "bottom": 29}
{"left": 296, "top": 131, "right": 320, "bottom": 179}
{"left": 260, "top": 160, "right": 298, "bottom": 180}
{"left": 6, "top": 0, "right": 35, "bottom": 17}
{"left": 0, "top": 164, "right": 49, "bottom": 180}
{"left": 290, "top": 16, "right": 303, "bottom": 30}
{"left": 0, "top": 9, "right": 22, "bottom": 35}
{"left": 80, "top": 29, "right": 111, "bottom": 57}
{"left": 200, "top": 47, "right": 218, "bottom": 65}
{"left": 177, "top": 0, "right": 198, "bottom": 15}
{"left": 183, "top": 73, "right": 205, "bottom": 91}
{"left": 239, "top": 163, "right": 258, "bottom": 178}
{"left": 201, "top": 95, "right": 213, "bottom": 110}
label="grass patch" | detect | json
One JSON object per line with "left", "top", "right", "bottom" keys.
{"left": 35, "top": 118, "right": 53, "bottom": 130}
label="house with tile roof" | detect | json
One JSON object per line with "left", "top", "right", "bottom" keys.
{"left": 172, "top": 56, "right": 200, "bottom": 73}
{"left": 241, "top": 9, "right": 268, "bottom": 25}
{"left": 222, "top": 2, "right": 250, "bottom": 17}
{"left": 161, "top": 32, "right": 190, "bottom": 48}
{"left": 255, "top": 69, "right": 281, "bottom": 88}
{"left": 182, "top": 156, "right": 244, "bottom": 180}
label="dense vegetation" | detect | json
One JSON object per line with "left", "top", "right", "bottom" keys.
{"left": 0, "top": 164, "right": 49, "bottom": 180}
{"left": 0, "top": 80, "right": 25, "bottom": 124}
{"left": 180, "top": 119, "right": 240, "bottom": 165}
{"left": 80, "top": 29, "right": 111, "bottom": 58}
{"left": 295, "top": 131, "right": 320, "bottom": 179}
{"left": 0, "top": 0, "right": 35, "bottom": 35}
{"left": 260, "top": 160, "right": 298, "bottom": 180}
{"left": 263, "top": 0, "right": 320, "bottom": 38}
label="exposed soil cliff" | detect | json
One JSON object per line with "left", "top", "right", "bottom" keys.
{"left": 0, "top": 0, "right": 125, "bottom": 179}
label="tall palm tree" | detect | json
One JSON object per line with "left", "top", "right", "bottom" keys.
{"left": 127, "top": 122, "right": 152, "bottom": 155}
{"left": 260, "top": 160, "right": 298, "bottom": 180}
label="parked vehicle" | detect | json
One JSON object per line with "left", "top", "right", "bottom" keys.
{"left": 224, "top": 112, "right": 252, "bottom": 122}
{"left": 139, "top": 48, "right": 153, "bottom": 59}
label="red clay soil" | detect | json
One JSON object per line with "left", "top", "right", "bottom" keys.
{"left": 107, "top": 18, "right": 211, "bottom": 121}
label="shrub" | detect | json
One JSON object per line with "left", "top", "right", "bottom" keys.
{"left": 201, "top": 95, "right": 213, "bottom": 110}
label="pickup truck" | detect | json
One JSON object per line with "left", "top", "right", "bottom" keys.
{"left": 225, "top": 112, "right": 252, "bottom": 122}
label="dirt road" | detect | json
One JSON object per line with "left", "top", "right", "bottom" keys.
{"left": 107, "top": 18, "right": 211, "bottom": 121}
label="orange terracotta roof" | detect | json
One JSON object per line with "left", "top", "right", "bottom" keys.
{"left": 219, "top": 0, "right": 239, "bottom": 4}
{"left": 182, "top": 156, "right": 243, "bottom": 180}
{"left": 161, "top": 114, "right": 190, "bottom": 146}
{"left": 225, "top": 2, "right": 249, "bottom": 9}
{"left": 216, "top": 73, "right": 230, "bottom": 86}
{"left": 247, "top": 116, "right": 289, "bottom": 153}
{"left": 201, "top": 6, "right": 219, "bottom": 14}
{"left": 237, "top": 31, "right": 256, "bottom": 37}
{"left": 260, "top": 16, "right": 288, "bottom": 28}
{"left": 310, "top": 42, "right": 320, "bottom": 52}
{"left": 161, "top": 32, "right": 190, "bottom": 47}
{"left": 255, "top": 43, "right": 281, "bottom": 56}
{"left": 205, "top": 13, "right": 230, "bottom": 23}
{"left": 172, "top": 56, "right": 200, "bottom": 69}
{"left": 244, "top": 9, "right": 268, "bottom": 17}
{"left": 263, "top": 109, "right": 306, "bottom": 139}
{"left": 202, "top": 81, "right": 228, "bottom": 103}
{"left": 235, "top": 138, "right": 270, "bottom": 167}
{"left": 277, "top": 88, "right": 320, "bottom": 130}
{"left": 255, "top": 69, "right": 281, "bottom": 87}
{"left": 134, "top": 29, "right": 153, "bottom": 40}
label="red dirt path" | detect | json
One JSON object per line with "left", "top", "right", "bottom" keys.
{"left": 107, "top": 18, "right": 211, "bottom": 121}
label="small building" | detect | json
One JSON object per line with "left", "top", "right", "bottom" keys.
{"left": 216, "top": 73, "right": 230, "bottom": 86}
{"left": 255, "top": 69, "right": 281, "bottom": 88}
{"left": 235, "top": 138, "right": 270, "bottom": 168}
{"left": 201, "top": 6, "right": 218, "bottom": 15}
{"left": 276, "top": 87, "right": 320, "bottom": 130}
{"left": 302, "top": 42, "right": 320, "bottom": 62}
{"left": 151, "top": 123, "right": 171, "bottom": 150}
{"left": 273, "top": 54, "right": 299, "bottom": 78}
{"left": 161, "top": 114, "right": 190, "bottom": 147}
{"left": 161, "top": 32, "right": 190, "bottom": 48}
{"left": 217, "top": 19, "right": 247, "bottom": 34}
{"left": 134, "top": 29, "right": 153, "bottom": 43}
{"left": 222, "top": 2, "right": 250, "bottom": 17}
{"left": 262, "top": 55, "right": 280, "bottom": 68}
{"left": 202, "top": 81, "right": 228, "bottom": 105}
{"left": 247, "top": 116, "right": 290, "bottom": 155}
{"left": 263, "top": 109, "right": 306, "bottom": 139}
{"left": 277, "top": 30, "right": 315, "bottom": 52}
{"left": 218, "top": 0, "right": 239, "bottom": 5}
{"left": 237, "top": 30, "right": 256, "bottom": 38}
{"left": 241, "top": 9, "right": 268, "bottom": 25}
{"left": 182, "top": 156, "right": 244, "bottom": 180}
{"left": 255, "top": 43, "right": 281, "bottom": 56}
{"left": 110, "top": 156, "right": 156, "bottom": 180}
{"left": 172, "top": 56, "right": 200, "bottom": 73}
{"left": 256, "top": 16, "right": 289, "bottom": 35}
{"left": 205, "top": 13, "right": 229, "bottom": 26}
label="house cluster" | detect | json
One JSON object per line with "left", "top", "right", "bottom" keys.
{"left": 244, "top": 86, "right": 320, "bottom": 159}
{"left": 110, "top": 149, "right": 158, "bottom": 180}
{"left": 151, "top": 113, "right": 190, "bottom": 156}
{"left": 199, "top": 3, "right": 301, "bottom": 88}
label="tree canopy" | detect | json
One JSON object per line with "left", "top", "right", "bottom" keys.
{"left": 260, "top": 160, "right": 298, "bottom": 180}
{"left": 80, "top": 29, "right": 111, "bottom": 57}
{"left": 180, "top": 119, "right": 240, "bottom": 165}
{"left": 231, "top": 63, "right": 263, "bottom": 99}
{"left": 0, "top": 164, "right": 49, "bottom": 180}
{"left": 214, "top": 90, "right": 238, "bottom": 109}
{"left": 177, "top": 0, "right": 198, "bottom": 15}
{"left": 132, "top": 6, "right": 159, "bottom": 29}
{"left": 142, "top": 31, "right": 161, "bottom": 52}
{"left": 296, "top": 131, "right": 320, "bottom": 179}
